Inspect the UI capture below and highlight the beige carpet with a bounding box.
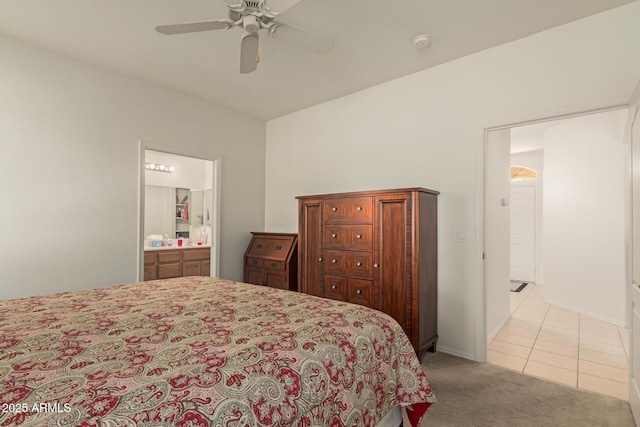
[413,351,635,427]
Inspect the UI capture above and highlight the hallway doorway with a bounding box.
[485,107,628,350]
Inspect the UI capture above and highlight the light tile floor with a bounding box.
[488,283,629,400]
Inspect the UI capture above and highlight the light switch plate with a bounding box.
[453,227,468,242]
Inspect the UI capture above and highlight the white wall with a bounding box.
[265,3,640,359]
[543,109,628,324]
[0,34,266,299]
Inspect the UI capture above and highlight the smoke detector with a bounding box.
[412,34,431,49]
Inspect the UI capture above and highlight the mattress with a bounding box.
[0,276,435,426]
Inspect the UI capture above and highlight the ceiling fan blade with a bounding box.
[240,33,259,74]
[155,20,231,35]
[267,22,333,54]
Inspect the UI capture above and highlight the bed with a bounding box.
[0,276,435,426]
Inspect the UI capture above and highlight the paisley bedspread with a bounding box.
[0,276,435,426]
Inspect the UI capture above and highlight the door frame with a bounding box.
[627,80,640,421]
[480,105,630,362]
[137,140,222,280]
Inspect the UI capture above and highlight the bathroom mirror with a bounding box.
[144,186,205,239]
[143,149,215,246]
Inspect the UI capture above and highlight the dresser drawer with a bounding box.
[324,276,374,308]
[246,257,264,268]
[324,250,348,275]
[324,197,373,223]
[265,261,285,271]
[325,275,348,301]
[347,252,373,278]
[158,250,181,264]
[324,250,372,278]
[348,279,374,308]
[182,248,210,262]
[324,225,373,250]
[324,225,350,249]
[246,237,294,260]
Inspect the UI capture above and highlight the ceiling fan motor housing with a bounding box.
[243,15,260,33]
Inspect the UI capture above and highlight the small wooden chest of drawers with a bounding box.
[243,232,298,291]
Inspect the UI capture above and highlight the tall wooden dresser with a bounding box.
[297,188,438,355]
[243,232,298,291]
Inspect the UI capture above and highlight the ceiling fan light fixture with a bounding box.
[412,34,431,49]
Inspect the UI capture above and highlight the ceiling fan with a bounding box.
[155,0,334,74]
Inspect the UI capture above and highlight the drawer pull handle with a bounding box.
[332,207,337,212]
[356,289,362,294]
[318,257,323,262]
[332,233,337,238]
[357,206,362,211]
[331,284,337,290]
[356,234,362,239]
[332,259,337,263]
[374,263,379,268]
[271,263,277,268]
[252,260,258,265]
[356,262,362,266]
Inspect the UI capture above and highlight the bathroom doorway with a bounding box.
[138,144,221,280]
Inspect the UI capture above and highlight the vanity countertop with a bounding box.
[144,244,211,251]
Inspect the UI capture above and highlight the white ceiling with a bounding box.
[0,0,633,120]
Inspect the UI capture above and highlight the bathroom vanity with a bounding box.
[144,246,211,281]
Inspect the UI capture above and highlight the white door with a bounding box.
[510,182,535,282]
[628,80,640,422]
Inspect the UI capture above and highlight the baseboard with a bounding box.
[630,381,640,425]
[487,313,511,344]
[431,346,477,362]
